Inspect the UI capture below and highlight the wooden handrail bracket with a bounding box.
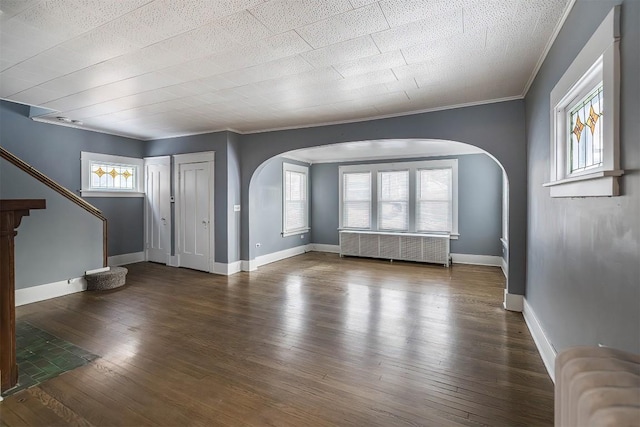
[0,147,108,267]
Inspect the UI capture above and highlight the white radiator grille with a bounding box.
[379,235,400,259]
[340,231,450,266]
[340,232,359,256]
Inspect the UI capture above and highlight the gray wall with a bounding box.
[1,158,103,288]
[145,131,240,263]
[525,0,639,353]
[309,154,503,256]
[239,100,527,295]
[249,156,311,259]
[0,100,145,256]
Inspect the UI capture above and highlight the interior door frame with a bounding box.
[173,151,215,273]
[143,155,171,264]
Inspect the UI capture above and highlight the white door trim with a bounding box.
[144,156,171,263]
[173,152,215,273]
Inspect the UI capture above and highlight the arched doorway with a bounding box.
[246,138,515,310]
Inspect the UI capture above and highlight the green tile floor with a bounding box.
[1,322,98,397]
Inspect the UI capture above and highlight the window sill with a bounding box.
[81,191,145,198]
[282,228,310,237]
[338,229,458,239]
[543,170,623,197]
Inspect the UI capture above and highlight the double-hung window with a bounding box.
[378,170,409,231]
[417,168,452,232]
[81,152,144,197]
[342,172,371,229]
[339,160,458,236]
[282,163,309,236]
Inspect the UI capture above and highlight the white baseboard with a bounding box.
[309,243,341,253]
[451,253,502,267]
[16,277,87,307]
[241,245,310,272]
[256,245,308,268]
[523,298,557,382]
[108,251,145,267]
[213,261,242,275]
[501,257,508,278]
[241,260,257,272]
[503,290,524,312]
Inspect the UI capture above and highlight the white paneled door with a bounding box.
[177,156,213,272]
[145,157,170,264]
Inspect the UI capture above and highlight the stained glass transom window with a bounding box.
[569,83,603,174]
[90,162,135,190]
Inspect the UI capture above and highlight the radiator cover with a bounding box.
[339,231,450,267]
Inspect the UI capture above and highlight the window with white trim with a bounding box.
[81,152,144,197]
[339,160,458,236]
[545,6,623,197]
[343,172,371,229]
[417,168,452,232]
[378,170,409,231]
[282,163,309,236]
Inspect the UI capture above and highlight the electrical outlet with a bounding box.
[300,234,304,239]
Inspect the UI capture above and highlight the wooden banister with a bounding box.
[0,147,108,267]
[1,199,46,393]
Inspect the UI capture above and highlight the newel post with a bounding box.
[0,199,46,393]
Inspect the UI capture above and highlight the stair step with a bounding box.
[85,267,128,291]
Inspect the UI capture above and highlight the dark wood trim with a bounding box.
[0,147,108,267]
[0,199,46,393]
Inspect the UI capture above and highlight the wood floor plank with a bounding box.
[1,253,554,426]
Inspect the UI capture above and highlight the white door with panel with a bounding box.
[145,157,171,264]
[176,154,213,272]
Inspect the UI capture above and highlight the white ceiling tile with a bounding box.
[72,0,151,22]
[214,10,273,45]
[332,69,398,91]
[98,14,165,48]
[401,30,485,64]
[372,10,463,52]
[333,50,405,77]
[384,77,417,92]
[0,76,35,97]
[58,27,139,65]
[378,0,463,27]
[349,0,377,8]
[259,30,312,58]
[127,1,192,40]
[222,56,313,87]
[462,0,518,33]
[296,3,389,48]
[232,66,343,97]
[185,22,240,56]
[0,0,42,20]
[301,35,379,68]
[249,0,352,33]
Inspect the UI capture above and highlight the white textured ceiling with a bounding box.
[0,0,571,140]
[283,139,485,163]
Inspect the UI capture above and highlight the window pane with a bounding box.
[344,172,370,201]
[379,170,408,201]
[379,201,408,230]
[90,162,135,190]
[284,169,307,232]
[569,83,603,173]
[343,172,371,228]
[418,201,452,232]
[418,168,452,232]
[344,201,370,228]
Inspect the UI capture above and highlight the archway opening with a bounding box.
[247,138,510,306]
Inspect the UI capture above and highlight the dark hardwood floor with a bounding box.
[0,253,553,426]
